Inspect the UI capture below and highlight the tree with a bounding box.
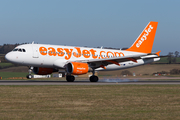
[167,52,173,64]
[172,51,180,63]
[0,44,20,54]
[175,51,179,57]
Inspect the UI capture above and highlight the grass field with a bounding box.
[0,85,180,120]
[0,63,14,68]
[0,72,27,79]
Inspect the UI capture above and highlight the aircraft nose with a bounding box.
[5,52,13,62]
[5,53,10,61]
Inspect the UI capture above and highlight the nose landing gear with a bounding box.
[26,67,33,79]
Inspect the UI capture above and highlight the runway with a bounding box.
[1,80,180,85]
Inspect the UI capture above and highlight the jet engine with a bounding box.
[66,62,90,75]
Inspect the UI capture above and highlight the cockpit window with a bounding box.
[12,48,26,52]
[13,49,18,51]
[22,49,26,52]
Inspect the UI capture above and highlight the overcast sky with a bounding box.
[0,0,180,55]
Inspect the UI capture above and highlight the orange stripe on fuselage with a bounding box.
[39,46,125,60]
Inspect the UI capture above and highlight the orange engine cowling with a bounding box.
[67,62,89,75]
[33,67,56,75]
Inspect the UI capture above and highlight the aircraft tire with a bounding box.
[66,75,75,82]
[26,75,32,79]
[90,75,99,82]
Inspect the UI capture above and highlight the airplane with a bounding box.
[5,21,160,82]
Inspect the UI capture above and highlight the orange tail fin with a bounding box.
[126,21,158,53]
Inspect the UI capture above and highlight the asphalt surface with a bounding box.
[1,80,180,85]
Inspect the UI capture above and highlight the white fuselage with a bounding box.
[5,44,159,71]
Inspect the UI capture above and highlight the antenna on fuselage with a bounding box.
[32,41,34,44]
[101,46,103,49]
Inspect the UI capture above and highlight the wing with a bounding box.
[75,52,160,69]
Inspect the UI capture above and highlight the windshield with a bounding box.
[12,48,26,52]
[13,49,18,51]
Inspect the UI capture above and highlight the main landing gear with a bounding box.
[66,75,98,82]
[89,69,99,82]
[66,69,98,82]
[66,75,75,82]
[89,75,98,82]
[66,74,98,82]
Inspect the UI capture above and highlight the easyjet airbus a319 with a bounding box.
[5,21,160,82]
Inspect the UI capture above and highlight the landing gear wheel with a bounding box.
[26,74,32,79]
[90,75,99,82]
[27,66,33,79]
[66,75,75,82]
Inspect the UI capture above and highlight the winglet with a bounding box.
[156,51,161,57]
[126,21,158,53]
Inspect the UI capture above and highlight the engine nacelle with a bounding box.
[66,62,90,75]
[33,67,56,75]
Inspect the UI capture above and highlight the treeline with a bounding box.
[167,51,180,64]
[0,44,20,54]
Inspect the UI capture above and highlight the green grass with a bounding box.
[0,85,180,120]
[0,72,27,79]
[155,57,168,63]
[0,63,14,68]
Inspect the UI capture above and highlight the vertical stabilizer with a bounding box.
[126,21,158,53]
